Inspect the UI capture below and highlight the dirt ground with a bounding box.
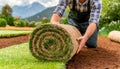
[0,35,120,69]
[0,35,29,49]
[66,36,120,69]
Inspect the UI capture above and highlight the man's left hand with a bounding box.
[76,36,87,54]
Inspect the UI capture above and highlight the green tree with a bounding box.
[1,4,12,16]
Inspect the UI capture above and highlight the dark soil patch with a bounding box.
[66,36,120,69]
[0,35,120,69]
[0,35,29,49]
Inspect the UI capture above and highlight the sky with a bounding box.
[0,0,58,7]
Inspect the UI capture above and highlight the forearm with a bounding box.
[50,14,61,24]
[84,23,97,41]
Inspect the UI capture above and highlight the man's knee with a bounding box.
[86,28,98,48]
[86,42,97,48]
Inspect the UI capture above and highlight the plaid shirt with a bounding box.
[53,0,102,25]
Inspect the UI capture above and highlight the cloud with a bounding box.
[0,0,58,7]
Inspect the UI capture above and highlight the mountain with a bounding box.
[12,2,45,18]
[25,6,56,22]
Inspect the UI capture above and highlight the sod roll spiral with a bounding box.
[29,24,81,62]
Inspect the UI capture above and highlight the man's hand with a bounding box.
[50,14,61,24]
[76,23,97,54]
[76,36,87,54]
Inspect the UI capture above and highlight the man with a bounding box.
[50,0,102,53]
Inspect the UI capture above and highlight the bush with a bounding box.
[107,20,120,31]
[14,20,29,27]
[0,18,7,27]
[6,16,14,26]
[99,20,120,35]
[60,17,68,24]
[41,19,50,24]
[0,14,5,19]
[100,0,120,29]
[28,21,36,27]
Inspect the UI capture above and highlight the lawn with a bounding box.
[0,30,32,37]
[0,43,65,69]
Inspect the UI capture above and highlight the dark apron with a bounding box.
[68,0,98,48]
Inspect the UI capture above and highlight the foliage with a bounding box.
[0,14,5,19]
[5,16,14,26]
[1,4,12,16]
[14,16,20,21]
[40,18,50,24]
[60,7,70,24]
[0,30,32,38]
[100,0,120,28]
[28,21,36,27]
[61,17,68,24]
[14,20,29,27]
[0,18,7,27]
[0,43,65,69]
[99,20,120,36]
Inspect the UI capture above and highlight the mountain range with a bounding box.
[25,6,56,22]
[0,2,45,18]
[13,2,45,18]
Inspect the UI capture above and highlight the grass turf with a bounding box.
[0,30,32,38]
[29,24,73,62]
[0,43,65,69]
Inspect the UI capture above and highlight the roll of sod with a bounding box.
[29,24,81,62]
[108,31,120,43]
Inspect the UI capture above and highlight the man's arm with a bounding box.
[76,0,102,53]
[76,23,97,53]
[50,0,67,24]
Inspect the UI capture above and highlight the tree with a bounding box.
[1,4,12,16]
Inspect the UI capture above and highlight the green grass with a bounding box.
[0,30,32,37]
[99,30,108,37]
[99,27,109,37]
[0,43,65,69]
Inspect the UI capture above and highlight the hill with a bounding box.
[12,2,45,18]
[25,6,56,22]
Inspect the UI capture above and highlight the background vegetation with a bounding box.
[0,0,119,35]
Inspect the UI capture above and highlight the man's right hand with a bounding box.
[50,14,61,24]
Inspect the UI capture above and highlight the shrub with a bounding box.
[107,20,120,31]
[0,14,5,19]
[0,18,7,27]
[99,20,120,35]
[14,20,29,27]
[41,19,50,24]
[28,21,36,27]
[6,16,14,26]
[60,17,68,24]
[100,0,120,29]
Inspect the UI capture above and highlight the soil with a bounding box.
[0,35,120,69]
[66,36,120,69]
[0,35,29,49]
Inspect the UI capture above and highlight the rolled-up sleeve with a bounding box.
[53,0,67,17]
[89,0,102,26]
